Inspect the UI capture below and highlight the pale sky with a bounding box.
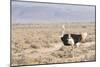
[11,1,95,23]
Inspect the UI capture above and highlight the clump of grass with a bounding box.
[30,45,39,49]
[82,26,87,28]
[43,44,52,48]
[24,40,31,44]
[14,42,18,45]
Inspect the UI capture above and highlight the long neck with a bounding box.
[61,25,65,37]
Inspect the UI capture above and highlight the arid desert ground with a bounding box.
[11,22,96,66]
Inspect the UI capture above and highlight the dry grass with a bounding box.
[11,23,96,66]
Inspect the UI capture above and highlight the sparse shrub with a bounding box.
[14,42,18,45]
[82,26,86,28]
[24,40,31,44]
[30,45,39,49]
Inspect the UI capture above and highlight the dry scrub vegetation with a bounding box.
[11,23,96,66]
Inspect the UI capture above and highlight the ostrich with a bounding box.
[59,25,88,58]
[60,24,87,47]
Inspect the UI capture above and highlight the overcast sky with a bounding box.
[11,1,95,24]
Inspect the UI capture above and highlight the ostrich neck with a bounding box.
[61,25,65,37]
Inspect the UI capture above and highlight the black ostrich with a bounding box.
[60,25,87,47]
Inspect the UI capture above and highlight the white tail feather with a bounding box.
[81,32,88,41]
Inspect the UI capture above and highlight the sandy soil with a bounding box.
[11,23,96,66]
